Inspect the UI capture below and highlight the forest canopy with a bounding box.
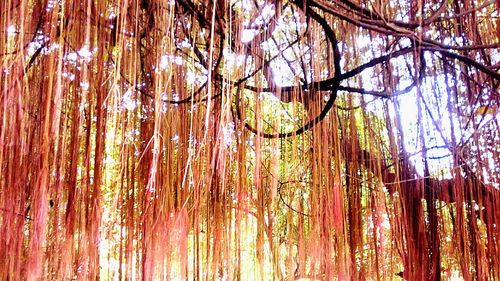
[1,0,499,280]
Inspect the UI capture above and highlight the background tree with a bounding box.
[0,0,499,280]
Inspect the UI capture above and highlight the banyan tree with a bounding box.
[1,0,499,279]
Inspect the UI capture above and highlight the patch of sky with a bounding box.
[122,89,136,111]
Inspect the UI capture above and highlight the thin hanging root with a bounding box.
[0,0,499,280]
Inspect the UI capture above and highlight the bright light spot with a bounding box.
[449,271,465,281]
[174,56,183,65]
[178,39,191,49]
[160,55,169,70]
[222,122,235,147]
[122,89,136,111]
[186,71,196,84]
[281,47,296,61]
[271,62,294,87]
[62,72,76,81]
[261,5,275,20]
[81,81,89,91]
[46,0,56,11]
[171,92,179,101]
[77,46,93,62]
[67,52,78,62]
[28,42,41,56]
[7,25,16,36]
[241,0,253,11]
[254,4,275,25]
[223,49,246,69]
[381,214,391,229]
[241,29,257,43]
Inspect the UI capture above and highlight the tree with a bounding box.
[0,0,499,280]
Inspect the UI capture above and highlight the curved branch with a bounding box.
[234,80,339,138]
[428,48,500,81]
